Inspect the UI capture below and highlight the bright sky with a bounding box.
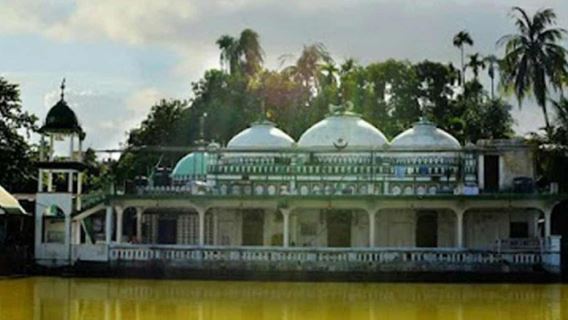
[1,0,567,151]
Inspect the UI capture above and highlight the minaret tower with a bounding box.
[34,79,86,266]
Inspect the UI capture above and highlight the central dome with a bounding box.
[298,112,388,150]
[227,120,295,149]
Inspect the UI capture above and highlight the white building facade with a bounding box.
[34,100,566,278]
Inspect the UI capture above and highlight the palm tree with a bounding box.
[238,29,264,77]
[216,35,238,75]
[281,43,331,92]
[498,7,568,137]
[321,61,339,88]
[340,58,356,77]
[467,53,486,79]
[453,31,474,85]
[484,55,500,99]
[216,29,264,77]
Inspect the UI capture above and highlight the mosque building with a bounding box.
[33,83,567,278]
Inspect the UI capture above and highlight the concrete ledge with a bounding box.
[44,261,561,284]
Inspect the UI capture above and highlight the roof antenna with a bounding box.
[60,78,66,101]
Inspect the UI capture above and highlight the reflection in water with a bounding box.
[0,277,566,319]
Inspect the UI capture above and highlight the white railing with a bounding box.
[108,244,546,266]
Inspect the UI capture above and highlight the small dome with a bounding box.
[227,120,294,149]
[40,99,82,134]
[391,118,461,150]
[171,152,209,178]
[298,112,388,150]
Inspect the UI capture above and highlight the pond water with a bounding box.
[0,277,566,319]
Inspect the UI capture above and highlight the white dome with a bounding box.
[227,120,295,149]
[391,118,461,150]
[298,112,388,149]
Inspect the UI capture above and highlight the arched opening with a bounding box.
[241,209,264,246]
[42,205,65,243]
[325,210,352,248]
[140,207,214,245]
[157,213,177,244]
[416,211,437,248]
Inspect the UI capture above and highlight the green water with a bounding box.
[0,277,566,319]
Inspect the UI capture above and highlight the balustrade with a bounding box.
[108,245,546,268]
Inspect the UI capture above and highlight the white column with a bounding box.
[544,209,552,238]
[76,172,83,211]
[105,206,113,244]
[136,207,143,243]
[47,171,53,192]
[369,211,376,247]
[291,214,298,245]
[281,209,290,248]
[49,135,54,161]
[38,169,43,192]
[74,220,82,244]
[198,207,205,246]
[69,134,74,159]
[456,209,464,248]
[115,207,124,243]
[68,171,73,193]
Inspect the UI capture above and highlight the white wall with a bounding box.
[464,209,538,248]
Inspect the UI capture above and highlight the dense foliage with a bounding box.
[0,77,38,192]
[113,26,519,183]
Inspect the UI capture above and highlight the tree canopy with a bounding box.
[0,77,38,192]
[114,29,518,183]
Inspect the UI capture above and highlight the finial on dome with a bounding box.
[328,100,354,115]
[260,99,267,120]
[60,78,66,101]
[414,116,435,129]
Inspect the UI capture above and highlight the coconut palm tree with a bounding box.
[453,31,474,85]
[216,35,238,75]
[340,58,356,77]
[281,43,331,92]
[321,61,339,88]
[216,29,264,77]
[238,29,264,77]
[498,7,568,137]
[467,53,486,79]
[484,55,500,99]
